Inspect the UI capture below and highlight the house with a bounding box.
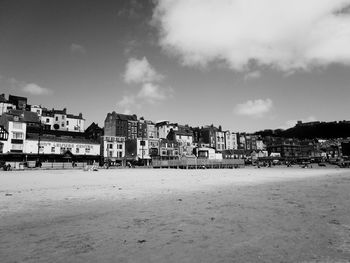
[215,130,225,152]
[159,139,180,159]
[0,94,15,115]
[102,135,125,164]
[0,111,28,155]
[156,121,179,139]
[104,112,138,139]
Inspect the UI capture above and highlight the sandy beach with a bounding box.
[1,167,350,262]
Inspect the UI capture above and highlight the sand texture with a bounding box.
[1,168,350,262]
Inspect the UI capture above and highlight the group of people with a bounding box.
[2,163,11,171]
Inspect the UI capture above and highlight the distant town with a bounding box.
[1,93,349,169]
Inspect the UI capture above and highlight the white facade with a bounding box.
[137,138,151,160]
[25,140,100,155]
[1,120,26,153]
[66,116,85,132]
[157,122,178,139]
[103,136,125,159]
[256,140,265,150]
[146,123,157,139]
[30,105,43,116]
[41,115,55,128]
[215,131,225,152]
[0,102,15,115]
[231,133,238,150]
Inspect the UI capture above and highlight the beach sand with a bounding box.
[1,167,350,262]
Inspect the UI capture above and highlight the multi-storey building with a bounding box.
[0,111,32,154]
[31,106,85,132]
[102,135,125,163]
[159,139,180,159]
[200,125,218,148]
[175,125,194,155]
[104,112,138,139]
[156,121,179,139]
[8,95,27,110]
[215,130,225,152]
[0,94,15,115]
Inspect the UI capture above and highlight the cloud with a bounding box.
[244,70,261,81]
[120,56,173,111]
[22,83,51,95]
[70,43,86,54]
[117,0,144,19]
[116,95,136,114]
[137,83,172,103]
[123,57,164,84]
[153,0,350,72]
[281,116,317,129]
[234,98,273,117]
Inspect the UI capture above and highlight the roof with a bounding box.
[175,130,193,137]
[106,112,138,122]
[67,114,84,120]
[26,133,100,145]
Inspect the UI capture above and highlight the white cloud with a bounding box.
[22,83,51,95]
[123,57,164,84]
[153,0,350,72]
[116,95,136,114]
[234,98,273,117]
[137,83,172,103]
[244,70,261,81]
[70,43,86,54]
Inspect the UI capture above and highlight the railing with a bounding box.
[3,161,88,170]
[152,158,244,168]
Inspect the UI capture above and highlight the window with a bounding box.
[13,122,23,129]
[55,117,59,121]
[85,148,90,153]
[61,123,64,127]
[66,121,69,125]
[46,118,50,123]
[51,147,55,153]
[117,144,122,149]
[11,144,23,150]
[12,132,23,139]
[108,144,113,149]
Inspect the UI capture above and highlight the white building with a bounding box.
[25,139,100,156]
[102,136,125,161]
[215,131,225,152]
[0,113,27,154]
[156,121,179,139]
[137,138,151,165]
[40,108,85,132]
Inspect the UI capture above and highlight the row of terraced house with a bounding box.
[1,94,268,166]
[3,93,345,167]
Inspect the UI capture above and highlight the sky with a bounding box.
[1,0,350,133]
